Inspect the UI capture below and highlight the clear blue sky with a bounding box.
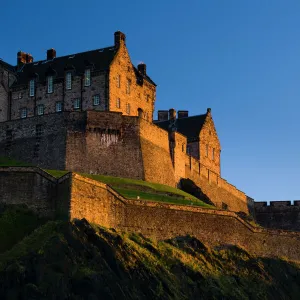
[1,0,300,201]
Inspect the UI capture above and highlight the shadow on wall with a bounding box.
[180,178,214,206]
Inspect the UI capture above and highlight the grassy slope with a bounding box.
[0,209,299,299]
[0,156,32,167]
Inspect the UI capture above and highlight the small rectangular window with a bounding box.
[47,76,53,93]
[212,148,215,160]
[74,98,81,109]
[56,102,62,112]
[206,144,208,157]
[126,79,131,94]
[126,103,130,114]
[117,74,120,88]
[146,94,149,102]
[84,69,91,86]
[37,105,44,116]
[66,72,72,90]
[116,98,121,108]
[20,108,27,119]
[29,79,35,97]
[93,95,100,106]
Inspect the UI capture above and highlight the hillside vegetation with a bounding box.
[0,205,300,300]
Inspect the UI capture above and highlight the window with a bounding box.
[116,98,121,108]
[126,79,131,94]
[93,95,100,106]
[37,105,44,116]
[206,144,208,157]
[74,98,81,109]
[84,69,91,86]
[36,124,43,136]
[126,103,130,114]
[56,102,62,112]
[29,79,35,97]
[146,94,149,102]
[117,74,120,88]
[212,148,215,160]
[20,108,27,119]
[66,72,72,90]
[47,76,53,93]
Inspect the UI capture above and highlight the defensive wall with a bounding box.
[0,111,252,213]
[254,201,300,232]
[0,167,300,261]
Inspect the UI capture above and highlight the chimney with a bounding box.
[26,53,33,63]
[138,63,146,75]
[47,48,56,60]
[169,108,176,121]
[157,110,169,121]
[207,108,211,114]
[17,51,27,67]
[178,110,189,118]
[114,31,126,49]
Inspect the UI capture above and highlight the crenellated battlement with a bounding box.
[254,201,300,208]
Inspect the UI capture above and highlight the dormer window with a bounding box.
[84,69,91,86]
[66,72,72,90]
[29,79,35,97]
[47,76,53,93]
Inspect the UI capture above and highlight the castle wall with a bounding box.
[185,156,251,213]
[109,40,156,121]
[254,201,300,231]
[139,119,176,186]
[0,66,12,122]
[68,174,300,262]
[0,113,68,169]
[0,167,58,217]
[65,111,145,180]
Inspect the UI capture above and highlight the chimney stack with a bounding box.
[47,48,56,60]
[157,110,169,121]
[207,108,211,114]
[114,31,126,49]
[178,110,189,118]
[26,53,33,63]
[169,108,176,121]
[138,63,146,75]
[17,51,28,67]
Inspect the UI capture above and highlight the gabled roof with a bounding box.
[13,46,117,86]
[12,46,156,87]
[0,59,16,72]
[154,114,207,141]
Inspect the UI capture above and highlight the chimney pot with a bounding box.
[207,108,211,113]
[178,110,189,118]
[138,63,146,75]
[47,49,56,60]
[157,110,169,121]
[17,51,28,67]
[114,31,126,48]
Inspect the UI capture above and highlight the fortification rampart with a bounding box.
[184,155,252,213]
[1,168,300,261]
[254,201,300,231]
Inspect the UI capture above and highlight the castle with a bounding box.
[1,31,300,261]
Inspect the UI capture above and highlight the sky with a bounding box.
[1,0,300,201]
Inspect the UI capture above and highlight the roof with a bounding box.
[0,59,15,72]
[154,114,207,141]
[12,46,156,87]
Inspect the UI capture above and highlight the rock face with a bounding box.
[1,209,300,299]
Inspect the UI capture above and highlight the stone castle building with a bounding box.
[0,31,253,213]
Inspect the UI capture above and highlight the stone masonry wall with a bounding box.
[185,156,251,213]
[109,38,156,121]
[0,113,68,169]
[254,201,300,231]
[139,119,176,186]
[69,174,300,262]
[65,111,145,180]
[0,167,58,217]
[0,65,9,123]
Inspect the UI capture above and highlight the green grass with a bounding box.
[45,169,69,178]
[0,156,32,167]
